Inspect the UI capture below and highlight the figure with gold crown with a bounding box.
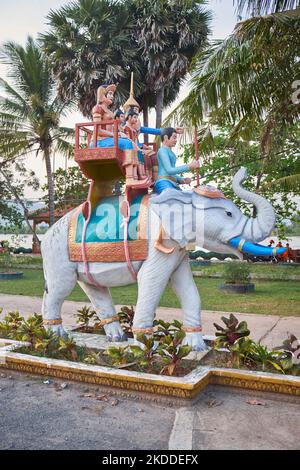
[40,70,287,352]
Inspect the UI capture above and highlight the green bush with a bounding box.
[223,262,251,285]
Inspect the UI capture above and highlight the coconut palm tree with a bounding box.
[129,0,211,128]
[40,0,136,117]
[234,0,299,15]
[41,0,211,127]
[165,2,299,164]
[0,37,74,226]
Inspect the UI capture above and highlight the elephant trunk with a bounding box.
[232,167,275,242]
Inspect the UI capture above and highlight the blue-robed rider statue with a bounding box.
[154,127,200,194]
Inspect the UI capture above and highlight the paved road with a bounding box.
[0,371,300,450]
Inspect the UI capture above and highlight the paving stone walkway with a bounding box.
[0,294,299,348]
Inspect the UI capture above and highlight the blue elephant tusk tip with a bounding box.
[229,237,287,257]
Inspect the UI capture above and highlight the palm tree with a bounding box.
[234,0,299,15]
[165,2,299,163]
[41,0,211,127]
[0,37,74,226]
[40,0,136,117]
[129,0,211,128]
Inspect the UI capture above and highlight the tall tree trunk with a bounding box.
[143,102,149,144]
[156,87,165,130]
[0,168,40,247]
[44,148,55,227]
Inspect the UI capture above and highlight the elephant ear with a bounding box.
[150,191,195,248]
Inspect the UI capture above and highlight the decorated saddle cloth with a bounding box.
[69,194,149,263]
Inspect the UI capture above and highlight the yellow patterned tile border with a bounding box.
[210,368,300,397]
[1,344,300,400]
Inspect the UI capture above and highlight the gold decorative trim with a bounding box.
[183,326,202,333]
[1,356,194,399]
[210,369,300,397]
[1,352,300,400]
[132,328,154,335]
[238,239,246,252]
[99,315,119,326]
[68,195,150,263]
[43,319,62,326]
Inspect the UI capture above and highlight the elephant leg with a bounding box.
[78,282,126,342]
[133,249,179,331]
[42,267,77,338]
[170,255,207,351]
[41,212,78,338]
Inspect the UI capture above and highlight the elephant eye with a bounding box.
[226,211,232,217]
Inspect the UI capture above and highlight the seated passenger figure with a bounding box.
[114,108,126,131]
[123,109,149,184]
[154,127,200,194]
[91,84,148,189]
[123,86,156,182]
[123,74,186,182]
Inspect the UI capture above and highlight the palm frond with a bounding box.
[234,0,300,16]
[263,173,300,190]
[54,138,75,159]
[164,10,300,146]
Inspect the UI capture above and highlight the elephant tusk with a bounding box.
[154,227,175,255]
[229,237,287,257]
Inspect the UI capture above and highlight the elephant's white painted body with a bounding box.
[41,168,277,350]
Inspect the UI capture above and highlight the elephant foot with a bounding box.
[183,332,208,352]
[104,321,127,343]
[45,324,68,339]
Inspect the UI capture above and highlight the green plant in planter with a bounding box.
[34,329,59,356]
[153,319,184,342]
[58,336,78,361]
[229,337,256,368]
[223,262,251,285]
[249,343,284,373]
[0,320,11,339]
[83,351,106,366]
[76,306,97,329]
[0,243,12,272]
[214,314,250,348]
[106,346,133,367]
[130,334,159,370]
[3,311,24,339]
[17,315,44,347]
[157,330,191,376]
[274,334,300,376]
[117,306,135,336]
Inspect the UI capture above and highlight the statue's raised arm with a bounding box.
[154,127,200,194]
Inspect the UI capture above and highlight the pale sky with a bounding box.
[0,0,238,198]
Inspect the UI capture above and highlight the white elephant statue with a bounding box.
[41,168,284,351]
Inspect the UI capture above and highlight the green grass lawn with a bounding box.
[191,262,300,278]
[2,256,299,279]
[0,269,299,316]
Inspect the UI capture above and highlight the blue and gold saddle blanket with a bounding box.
[68,194,149,263]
